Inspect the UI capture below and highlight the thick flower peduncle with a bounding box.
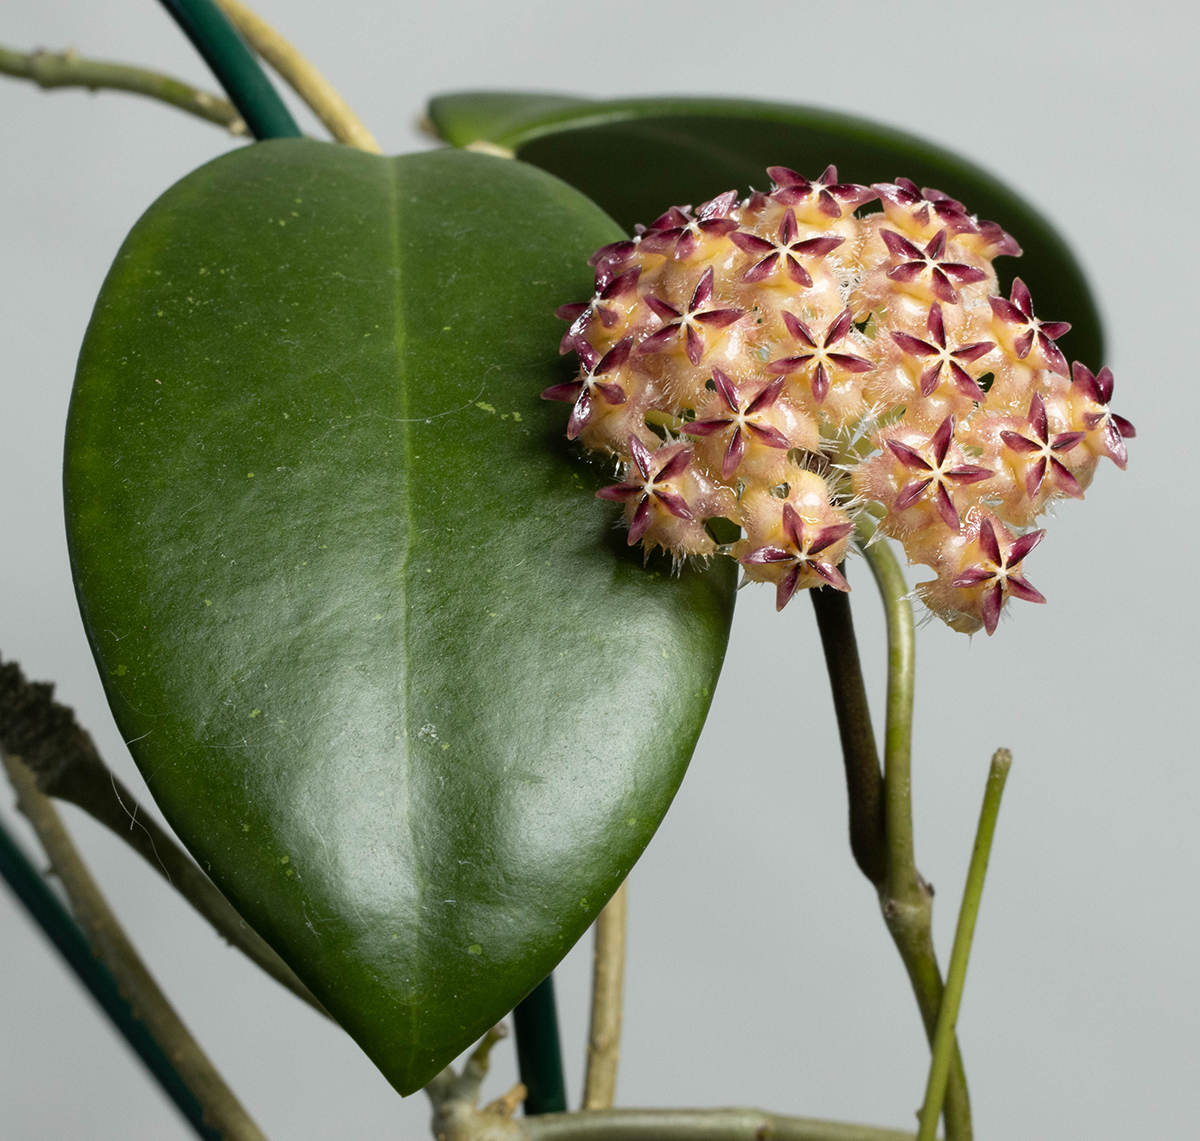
[551,166,1133,633]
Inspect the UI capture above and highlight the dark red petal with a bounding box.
[741,545,793,566]
[1050,431,1085,452]
[629,435,654,479]
[825,308,854,345]
[597,483,644,503]
[887,263,924,285]
[673,230,697,261]
[767,165,806,189]
[929,268,959,303]
[808,522,855,556]
[637,325,679,355]
[953,566,993,588]
[779,208,799,246]
[596,337,633,374]
[948,362,986,402]
[1113,414,1137,439]
[1071,361,1102,403]
[684,418,731,438]
[827,352,876,374]
[979,221,1021,257]
[1025,457,1048,499]
[887,440,933,470]
[954,340,995,363]
[721,431,745,479]
[933,483,960,531]
[730,232,776,256]
[810,362,830,403]
[693,308,744,329]
[1005,575,1046,605]
[989,297,1026,325]
[593,382,626,405]
[711,367,739,412]
[927,303,947,347]
[981,583,1003,635]
[685,325,704,366]
[947,465,993,484]
[1028,392,1049,441]
[792,236,845,257]
[816,188,840,218]
[746,422,792,449]
[881,230,922,260]
[1001,431,1040,454]
[930,417,954,466]
[894,479,933,511]
[645,295,681,323]
[699,218,739,238]
[746,375,787,414]
[627,498,652,545]
[601,266,642,300]
[1013,330,1036,359]
[741,255,778,283]
[690,267,715,311]
[892,331,937,357]
[1008,529,1045,565]
[783,311,817,348]
[1011,278,1033,317]
[919,362,944,397]
[775,566,802,611]
[1038,335,1069,377]
[567,390,592,440]
[654,488,695,520]
[541,381,583,402]
[783,255,813,288]
[1095,366,1116,404]
[935,261,983,282]
[1049,459,1084,498]
[1040,321,1072,341]
[811,562,851,592]
[782,503,804,550]
[596,306,619,328]
[556,302,588,322]
[978,517,1002,564]
[766,355,808,376]
[656,446,695,483]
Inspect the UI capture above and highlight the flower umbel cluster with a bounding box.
[548,169,1133,634]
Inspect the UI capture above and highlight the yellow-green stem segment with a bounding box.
[917,750,1012,1141]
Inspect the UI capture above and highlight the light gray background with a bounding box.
[2,1,1197,1137]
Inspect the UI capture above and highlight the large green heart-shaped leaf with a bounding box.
[65,140,734,1094]
[429,92,1103,366]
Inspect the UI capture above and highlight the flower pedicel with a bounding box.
[549,168,1134,635]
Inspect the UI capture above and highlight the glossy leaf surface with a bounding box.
[65,141,734,1094]
[429,92,1103,366]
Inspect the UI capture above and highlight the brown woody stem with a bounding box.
[582,879,628,1109]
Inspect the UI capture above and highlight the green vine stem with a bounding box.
[512,973,568,1114]
[0,43,246,133]
[809,583,887,885]
[582,879,628,1109]
[1,751,268,1141]
[213,0,381,152]
[859,536,971,1140]
[157,0,301,140]
[0,657,326,1015]
[917,750,1012,1141]
[522,1108,921,1141]
[0,805,222,1140]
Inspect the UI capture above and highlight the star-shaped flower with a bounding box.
[1070,362,1136,469]
[882,228,988,303]
[988,278,1072,376]
[596,437,697,545]
[684,369,792,478]
[767,165,877,218]
[740,503,853,610]
[637,267,743,366]
[999,392,1085,500]
[766,308,874,403]
[729,208,845,287]
[952,517,1046,635]
[891,303,995,401]
[886,417,993,531]
[637,192,740,260]
[541,338,631,440]
[874,179,979,234]
[555,266,642,353]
